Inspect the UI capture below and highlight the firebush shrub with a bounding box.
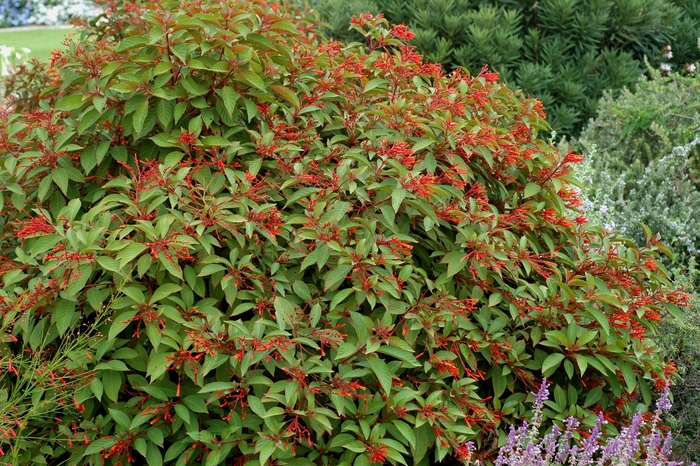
[0,0,687,464]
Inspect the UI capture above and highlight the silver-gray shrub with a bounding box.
[575,139,700,263]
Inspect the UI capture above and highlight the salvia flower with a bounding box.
[492,380,696,466]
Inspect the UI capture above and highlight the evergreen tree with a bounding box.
[305,0,696,136]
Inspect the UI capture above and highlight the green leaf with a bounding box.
[95,360,129,371]
[78,108,103,134]
[238,69,266,91]
[664,303,685,321]
[375,345,420,367]
[84,439,117,456]
[412,424,433,464]
[116,35,148,52]
[586,307,610,336]
[109,408,131,429]
[148,428,164,447]
[132,97,149,135]
[363,78,387,93]
[270,84,300,107]
[26,234,59,256]
[541,353,566,376]
[111,81,140,93]
[584,386,603,408]
[149,283,182,304]
[523,182,541,198]
[173,404,192,426]
[367,354,393,395]
[56,94,85,112]
[574,353,588,376]
[391,188,407,214]
[183,395,208,414]
[247,395,266,418]
[200,136,232,147]
[102,370,121,401]
[151,133,179,148]
[108,310,137,341]
[492,365,507,398]
[52,299,75,336]
[146,441,163,466]
[441,250,467,278]
[392,420,416,449]
[258,440,277,466]
[199,382,237,393]
[324,263,352,291]
[284,187,318,208]
[118,242,149,268]
[52,168,69,195]
[344,441,366,453]
[273,296,295,331]
[619,361,637,393]
[411,138,435,153]
[330,288,354,311]
[206,447,223,466]
[156,99,174,129]
[96,256,121,273]
[215,86,239,117]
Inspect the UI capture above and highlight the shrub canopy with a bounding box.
[0,0,686,465]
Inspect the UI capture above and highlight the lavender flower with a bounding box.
[489,379,696,466]
[574,412,606,466]
[655,383,672,413]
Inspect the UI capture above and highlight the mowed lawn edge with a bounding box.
[0,26,75,61]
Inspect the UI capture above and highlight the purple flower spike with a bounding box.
[655,382,672,413]
[491,379,690,466]
[534,378,550,408]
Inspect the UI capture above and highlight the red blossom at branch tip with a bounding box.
[390,24,415,41]
[14,216,54,239]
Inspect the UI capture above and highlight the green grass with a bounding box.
[0,27,75,61]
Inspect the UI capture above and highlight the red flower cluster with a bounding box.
[14,216,54,239]
[389,23,415,41]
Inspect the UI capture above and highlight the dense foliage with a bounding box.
[573,68,700,464]
[0,0,686,464]
[305,0,700,136]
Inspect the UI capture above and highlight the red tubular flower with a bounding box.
[564,151,584,164]
[179,130,196,145]
[366,443,389,464]
[477,65,499,82]
[14,216,54,239]
[389,23,415,41]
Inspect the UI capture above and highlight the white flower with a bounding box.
[599,205,609,214]
[689,63,696,73]
[660,63,672,72]
[0,46,12,58]
[664,51,673,59]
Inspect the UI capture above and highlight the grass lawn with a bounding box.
[0,27,75,62]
